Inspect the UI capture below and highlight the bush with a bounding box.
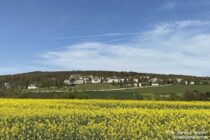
[183,90,209,101]
[183,90,195,101]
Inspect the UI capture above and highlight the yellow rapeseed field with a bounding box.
[0,99,209,139]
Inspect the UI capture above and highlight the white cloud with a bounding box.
[40,20,210,76]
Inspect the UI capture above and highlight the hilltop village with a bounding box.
[0,71,209,100]
[2,74,200,90]
[61,74,196,88]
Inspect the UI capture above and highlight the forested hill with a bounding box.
[0,71,208,89]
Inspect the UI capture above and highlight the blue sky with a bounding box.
[1,0,210,76]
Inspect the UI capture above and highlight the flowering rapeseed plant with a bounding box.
[0,99,209,139]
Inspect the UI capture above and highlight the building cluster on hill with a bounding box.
[0,73,203,90]
[62,74,197,88]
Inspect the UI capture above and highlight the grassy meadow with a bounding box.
[83,85,210,99]
[24,84,210,100]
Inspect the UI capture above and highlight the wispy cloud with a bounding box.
[39,20,210,76]
[159,1,176,10]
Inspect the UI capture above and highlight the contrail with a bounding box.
[44,32,141,51]
[48,32,140,40]
[101,36,138,43]
[46,36,139,51]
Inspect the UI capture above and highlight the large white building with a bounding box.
[91,78,101,84]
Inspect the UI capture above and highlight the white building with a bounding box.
[64,80,71,85]
[177,78,182,83]
[133,78,139,83]
[151,83,159,86]
[190,81,195,85]
[168,78,173,82]
[74,79,84,85]
[91,78,101,84]
[4,83,10,89]
[84,78,92,84]
[107,78,120,83]
[150,78,158,83]
[140,76,150,79]
[119,79,125,83]
[134,83,142,87]
[185,81,188,85]
[70,74,81,79]
[28,84,38,89]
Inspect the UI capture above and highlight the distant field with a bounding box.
[80,85,210,99]
[27,85,210,100]
[120,85,210,94]
[29,83,120,92]
[73,83,120,90]
[0,99,209,139]
[30,84,210,92]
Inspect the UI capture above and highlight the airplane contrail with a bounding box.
[48,32,140,40]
